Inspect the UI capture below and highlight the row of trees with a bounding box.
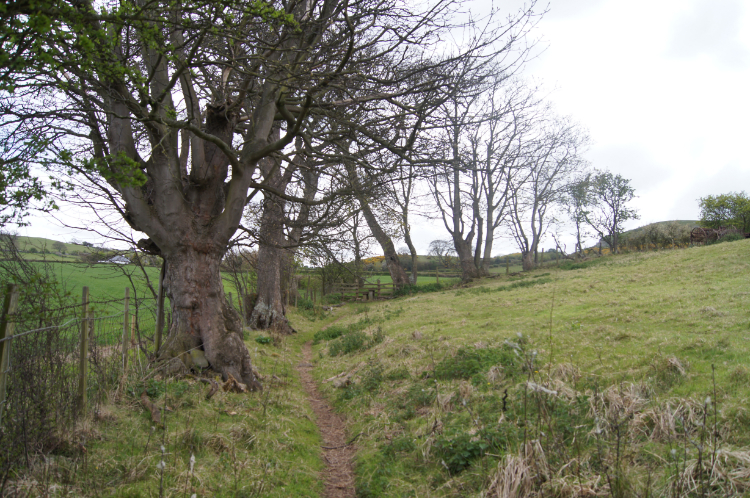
[0,0,648,382]
[0,0,556,384]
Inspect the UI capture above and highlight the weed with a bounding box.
[433,346,520,381]
[328,326,385,356]
[313,324,348,344]
[386,366,410,381]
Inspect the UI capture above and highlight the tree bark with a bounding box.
[249,194,296,335]
[521,250,534,271]
[160,245,261,390]
[359,200,409,288]
[454,235,479,282]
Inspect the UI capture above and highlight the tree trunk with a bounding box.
[160,246,261,390]
[521,251,534,271]
[454,236,478,282]
[473,215,489,277]
[359,201,409,288]
[249,195,295,334]
[404,229,418,285]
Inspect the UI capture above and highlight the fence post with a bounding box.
[506,257,509,274]
[377,279,381,298]
[155,262,166,354]
[0,284,20,426]
[122,287,130,371]
[78,286,90,415]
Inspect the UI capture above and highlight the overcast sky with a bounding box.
[18,0,750,256]
[411,0,750,254]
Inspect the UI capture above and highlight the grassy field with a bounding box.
[300,238,750,497]
[7,238,750,496]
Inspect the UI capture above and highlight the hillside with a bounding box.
[11,235,97,255]
[6,236,750,497]
[300,237,750,496]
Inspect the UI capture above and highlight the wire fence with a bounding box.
[0,285,161,475]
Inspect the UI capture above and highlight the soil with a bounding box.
[298,341,356,498]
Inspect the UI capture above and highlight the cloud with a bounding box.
[667,0,750,68]
[665,163,750,221]
[543,0,608,20]
[586,144,671,194]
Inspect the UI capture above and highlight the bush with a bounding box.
[313,324,348,344]
[434,346,520,381]
[393,280,457,298]
[708,233,745,245]
[297,297,315,310]
[322,294,341,304]
[328,326,385,356]
[434,428,509,474]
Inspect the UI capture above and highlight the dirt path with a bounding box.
[298,341,356,498]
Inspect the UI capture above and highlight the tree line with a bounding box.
[0,0,644,384]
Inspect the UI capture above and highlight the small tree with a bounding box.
[562,174,591,257]
[699,192,750,232]
[52,241,66,254]
[583,171,639,254]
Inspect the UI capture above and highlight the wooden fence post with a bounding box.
[0,284,20,426]
[435,268,439,284]
[78,286,90,415]
[155,261,165,355]
[377,279,381,298]
[506,257,509,274]
[122,287,130,371]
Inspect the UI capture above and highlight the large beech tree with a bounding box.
[1,0,541,386]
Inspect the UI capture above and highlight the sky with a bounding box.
[410,0,750,254]
[17,0,750,256]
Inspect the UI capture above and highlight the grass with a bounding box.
[6,335,324,497]
[300,238,750,497]
[8,238,750,496]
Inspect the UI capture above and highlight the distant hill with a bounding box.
[622,220,699,236]
[5,235,97,256]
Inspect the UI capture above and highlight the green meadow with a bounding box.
[299,238,750,497]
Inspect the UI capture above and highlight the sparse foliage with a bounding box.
[583,170,639,254]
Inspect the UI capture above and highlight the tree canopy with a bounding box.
[699,191,750,233]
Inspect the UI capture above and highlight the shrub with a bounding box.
[297,297,315,310]
[393,280,457,298]
[434,346,520,381]
[708,233,745,245]
[313,324,348,344]
[328,327,385,356]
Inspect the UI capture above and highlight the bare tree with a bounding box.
[1,0,544,384]
[468,78,542,273]
[506,117,589,271]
